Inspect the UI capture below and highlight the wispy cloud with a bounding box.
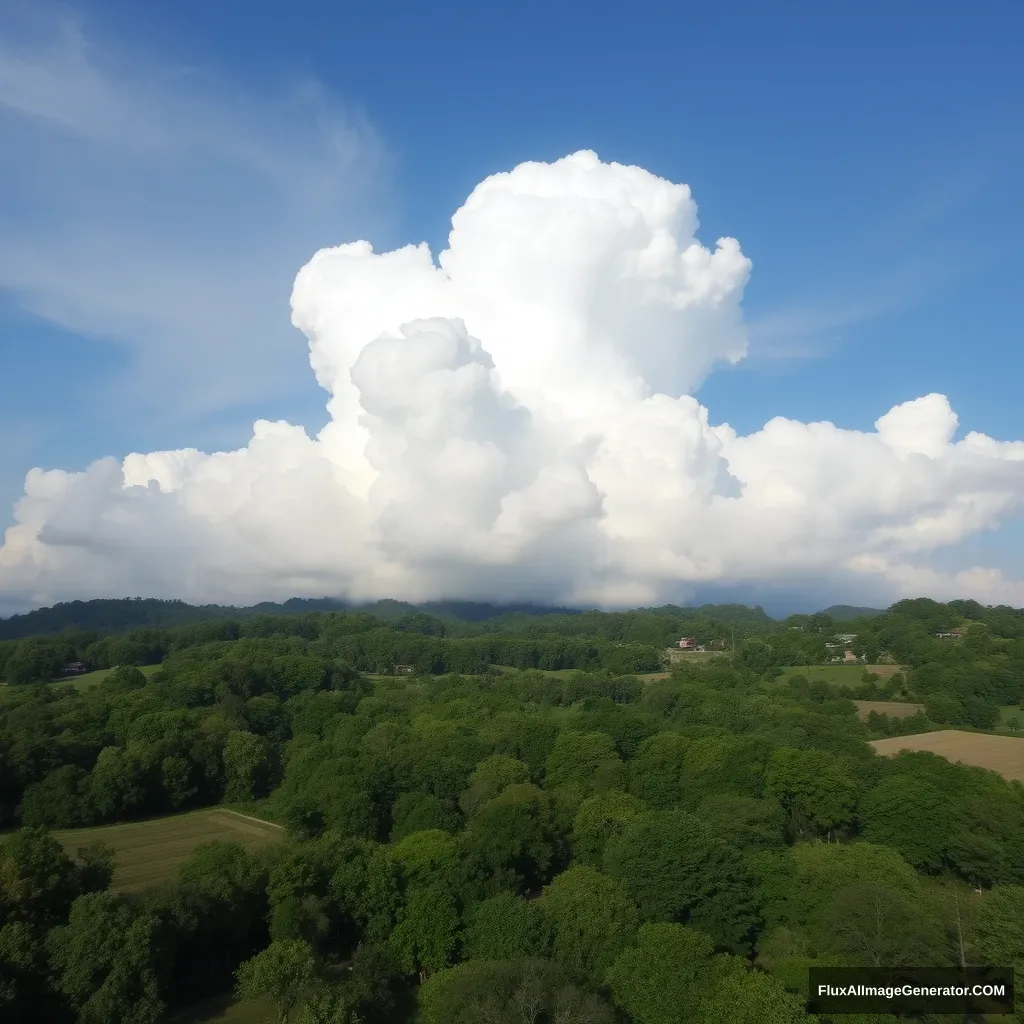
[0,10,392,426]
[741,245,980,369]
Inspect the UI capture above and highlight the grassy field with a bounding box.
[853,699,925,721]
[168,994,273,1024]
[996,704,1024,731]
[488,665,675,679]
[870,730,1024,782]
[780,664,903,686]
[52,808,285,892]
[57,663,163,691]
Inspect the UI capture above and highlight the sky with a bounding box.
[1,0,1023,616]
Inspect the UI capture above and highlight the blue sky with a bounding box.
[1,0,1023,610]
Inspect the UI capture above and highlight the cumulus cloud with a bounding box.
[2,150,1024,615]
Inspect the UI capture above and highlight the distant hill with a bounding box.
[0,594,781,640]
[0,596,585,640]
[820,604,884,621]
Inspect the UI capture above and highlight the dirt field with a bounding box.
[854,700,925,721]
[52,808,285,892]
[870,730,1024,781]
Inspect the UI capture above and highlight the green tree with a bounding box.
[47,891,166,1024]
[463,783,562,892]
[572,790,646,868]
[764,747,857,839]
[814,882,946,967]
[89,746,147,822]
[694,963,815,1024]
[858,775,950,871]
[696,794,786,852]
[18,766,91,828]
[628,732,688,809]
[459,755,530,816]
[389,882,461,982]
[235,939,316,1024]
[161,755,197,809]
[390,829,464,891]
[463,892,544,961]
[604,810,759,953]
[538,865,640,985]
[973,884,1024,969]
[605,922,719,1024]
[418,958,613,1024]
[545,732,625,805]
[0,827,81,930]
[223,730,274,802]
[389,791,460,840]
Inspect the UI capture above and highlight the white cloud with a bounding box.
[2,150,1024,614]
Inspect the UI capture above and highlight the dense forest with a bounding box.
[1,596,1024,1022]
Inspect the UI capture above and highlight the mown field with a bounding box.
[52,808,285,893]
[853,699,925,721]
[0,664,165,704]
[996,704,1024,731]
[870,730,1024,781]
[781,663,904,686]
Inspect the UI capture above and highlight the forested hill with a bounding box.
[820,604,884,621]
[0,595,773,642]
[0,597,571,640]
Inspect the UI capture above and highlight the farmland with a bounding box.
[780,663,904,686]
[870,730,1024,782]
[52,808,285,892]
[488,665,674,680]
[996,704,1024,731]
[853,699,925,721]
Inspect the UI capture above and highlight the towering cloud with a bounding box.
[2,151,1023,613]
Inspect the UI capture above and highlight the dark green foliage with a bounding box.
[571,790,646,867]
[463,783,563,892]
[1,593,1023,1022]
[418,958,615,1024]
[462,892,544,961]
[604,809,760,953]
[538,865,639,984]
[47,892,167,1024]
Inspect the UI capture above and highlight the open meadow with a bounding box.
[781,663,904,686]
[853,699,925,721]
[59,663,163,691]
[52,808,285,892]
[870,730,1024,782]
[996,704,1024,731]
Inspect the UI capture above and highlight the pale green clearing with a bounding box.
[780,664,904,687]
[55,662,163,691]
[169,994,274,1024]
[52,808,285,893]
[996,704,1023,730]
